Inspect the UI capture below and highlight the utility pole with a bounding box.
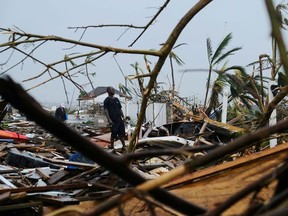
[221,86,229,123]
[269,81,277,148]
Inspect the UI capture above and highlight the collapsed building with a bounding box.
[0,78,287,215]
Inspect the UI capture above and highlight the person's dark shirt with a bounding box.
[104,97,122,122]
[55,107,66,121]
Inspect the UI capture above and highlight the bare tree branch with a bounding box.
[0,76,206,215]
[67,0,171,47]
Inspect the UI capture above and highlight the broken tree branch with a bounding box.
[0,76,206,215]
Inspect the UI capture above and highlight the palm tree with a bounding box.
[252,2,288,131]
[204,33,242,111]
[206,64,270,122]
[271,3,288,80]
[205,65,244,117]
[169,44,186,99]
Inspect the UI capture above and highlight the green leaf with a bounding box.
[278,72,288,86]
[211,33,232,64]
[214,47,242,66]
[206,38,213,64]
[169,51,185,66]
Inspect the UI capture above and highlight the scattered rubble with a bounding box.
[0,78,288,216]
[0,107,240,215]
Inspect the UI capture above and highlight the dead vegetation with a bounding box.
[1,0,288,215]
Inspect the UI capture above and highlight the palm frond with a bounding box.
[225,74,244,92]
[124,74,135,85]
[219,65,246,75]
[206,38,213,64]
[230,87,241,98]
[246,60,260,67]
[218,61,229,73]
[214,76,226,89]
[173,43,188,49]
[278,71,288,86]
[235,66,249,77]
[284,17,288,26]
[276,3,288,29]
[118,84,133,97]
[206,76,225,114]
[253,75,270,85]
[213,47,242,66]
[130,62,138,70]
[169,51,185,66]
[239,97,253,110]
[211,33,232,64]
[144,55,152,65]
[225,73,243,84]
[237,94,258,109]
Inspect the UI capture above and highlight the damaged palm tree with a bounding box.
[1,0,288,215]
[2,74,288,215]
[203,33,242,115]
[126,0,215,152]
[0,76,207,215]
[255,1,288,129]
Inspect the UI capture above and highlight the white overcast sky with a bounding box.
[1,0,285,106]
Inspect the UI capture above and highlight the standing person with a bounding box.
[104,86,125,150]
[55,103,67,122]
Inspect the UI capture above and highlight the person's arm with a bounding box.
[120,109,124,120]
[104,108,112,125]
[117,98,124,120]
[55,108,59,119]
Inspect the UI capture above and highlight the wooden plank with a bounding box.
[0,192,10,203]
[0,183,95,194]
[0,201,42,212]
[59,167,99,185]
[167,143,288,215]
[0,175,17,188]
[204,117,246,133]
[47,169,69,185]
[92,133,111,142]
[5,151,59,169]
[37,196,79,206]
[90,137,110,148]
[41,156,98,168]
[46,158,98,168]
[165,142,288,188]
[10,192,27,201]
[0,144,7,152]
[104,143,288,216]
[36,168,51,180]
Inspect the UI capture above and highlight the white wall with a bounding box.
[125,102,167,127]
[146,103,167,127]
